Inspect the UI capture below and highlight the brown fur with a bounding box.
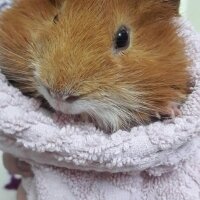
[0,0,189,131]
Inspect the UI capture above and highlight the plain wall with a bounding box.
[181,0,200,31]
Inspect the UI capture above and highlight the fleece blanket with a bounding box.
[0,2,200,200]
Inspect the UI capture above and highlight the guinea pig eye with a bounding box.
[114,26,130,51]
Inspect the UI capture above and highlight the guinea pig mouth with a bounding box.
[51,100,86,115]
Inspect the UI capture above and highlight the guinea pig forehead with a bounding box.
[63,0,107,16]
[54,3,113,42]
[62,0,133,24]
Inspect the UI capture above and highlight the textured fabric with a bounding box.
[0,0,11,11]
[0,1,200,199]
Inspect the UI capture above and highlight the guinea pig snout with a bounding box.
[48,89,80,103]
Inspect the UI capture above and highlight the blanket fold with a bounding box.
[0,1,200,198]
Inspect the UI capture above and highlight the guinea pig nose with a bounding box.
[63,95,80,103]
[47,88,79,103]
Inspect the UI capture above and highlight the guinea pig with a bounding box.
[0,0,190,132]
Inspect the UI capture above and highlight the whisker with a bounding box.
[2,72,33,79]
[0,45,29,62]
[0,55,28,66]
[20,87,36,91]
[0,68,32,76]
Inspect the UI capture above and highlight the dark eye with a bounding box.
[114,26,130,51]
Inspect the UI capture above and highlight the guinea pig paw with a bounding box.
[165,102,182,118]
[155,102,182,120]
[155,112,162,119]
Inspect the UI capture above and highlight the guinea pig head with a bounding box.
[31,0,189,131]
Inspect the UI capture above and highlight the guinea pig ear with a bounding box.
[49,0,65,8]
[162,0,180,7]
[162,0,180,13]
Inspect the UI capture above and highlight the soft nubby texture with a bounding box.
[0,17,200,199]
